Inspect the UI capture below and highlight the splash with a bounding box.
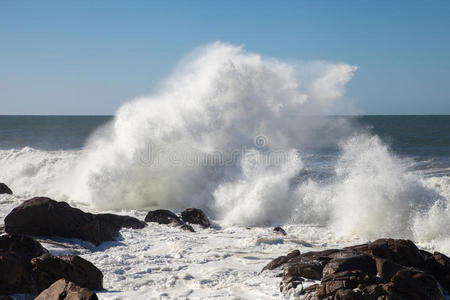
[69,42,357,216]
[4,42,448,252]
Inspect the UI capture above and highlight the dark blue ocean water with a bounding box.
[0,115,449,177]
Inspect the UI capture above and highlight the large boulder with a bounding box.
[31,254,103,292]
[181,208,211,228]
[145,209,182,225]
[0,235,48,295]
[4,197,145,245]
[0,183,12,195]
[35,279,98,300]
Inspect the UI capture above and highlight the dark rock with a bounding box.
[322,254,377,277]
[270,239,449,299]
[375,257,404,281]
[0,234,49,261]
[4,197,144,245]
[273,226,287,236]
[96,213,147,229]
[390,268,445,300]
[261,249,300,272]
[145,209,182,225]
[31,254,103,292]
[0,183,12,195]
[423,252,450,292]
[181,208,211,228]
[180,224,195,232]
[363,238,425,268]
[0,235,48,295]
[0,251,33,295]
[283,261,323,280]
[35,279,98,300]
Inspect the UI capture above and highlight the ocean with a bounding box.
[1,43,450,299]
[1,115,449,299]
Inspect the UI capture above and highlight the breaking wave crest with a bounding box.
[2,42,450,253]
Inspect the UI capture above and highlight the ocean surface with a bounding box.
[1,44,450,298]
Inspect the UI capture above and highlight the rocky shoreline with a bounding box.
[261,239,450,299]
[1,182,449,299]
[0,190,213,299]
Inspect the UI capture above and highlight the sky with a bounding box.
[1,0,449,115]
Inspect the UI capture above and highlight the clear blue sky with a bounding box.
[1,0,449,115]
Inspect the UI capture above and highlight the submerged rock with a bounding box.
[0,183,12,195]
[4,197,145,245]
[181,208,211,228]
[35,279,98,300]
[263,238,449,299]
[145,209,182,225]
[273,226,287,236]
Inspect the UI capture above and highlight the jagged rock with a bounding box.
[0,183,12,195]
[273,226,287,236]
[0,235,48,295]
[389,268,445,300]
[31,254,103,292]
[261,249,300,272]
[181,208,211,228]
[4,197,144,245]
[35,279,98,300]
[351,238,425,268]
[145,209,182,225]
[322,254,377,277]
[375,257,404,281]
[266,238,448,300]
[423,252,450,292]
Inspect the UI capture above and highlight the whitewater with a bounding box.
[1,42,450,299]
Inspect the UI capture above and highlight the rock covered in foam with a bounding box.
[35,279,98,300]
[0,183,12,195]
[181,208,211,228]
[262,238,449,299]
[4,197,146,245]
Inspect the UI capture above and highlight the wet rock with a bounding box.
[268,238,449,299]
[322,254,377,277]
[359,238,425,268]
[0,183,12,195]
[96,213,147,229]
[145,209,182,225]
[261,249,300,272]
[181,208,211,228]
[375,257,404,281]
[31,254,103,292]
[35,279,98,300]
[180,224,195,232]
[4,197,144,245]
[0,235,48,295]
[423,252,450,292]
[389,268,445,300]
[273,226,287,236]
